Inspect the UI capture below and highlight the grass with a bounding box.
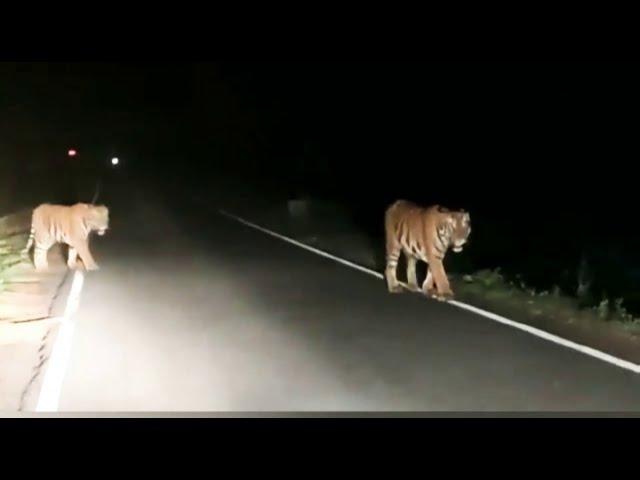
[456,268,640,334]
[0,239,26,295]
[0,212,31,297]
[0,214,40,323]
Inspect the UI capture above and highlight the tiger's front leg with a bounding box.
[422,269,437,297]
[385,245,403,293]
[67,246,78,269]
[74,240,99,271]
[426,255,454,301]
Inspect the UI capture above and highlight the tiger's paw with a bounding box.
[436,291,454,302]
[387,284,403,294]
[425,288,454,301]
[424,288,438,298]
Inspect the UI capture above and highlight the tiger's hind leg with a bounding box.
[385,238,403,293]
[406,254,421,292]
[33,243,50,272]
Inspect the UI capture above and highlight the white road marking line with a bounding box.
[35,270,85,412]
[219,209,640,375]
[219,209,385,279]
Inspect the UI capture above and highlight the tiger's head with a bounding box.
[444,209,471,253]
[84,204,110,236]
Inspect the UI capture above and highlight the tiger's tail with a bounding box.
[22,211,36,256]
[91,179,101,205]
[22,220,35,256]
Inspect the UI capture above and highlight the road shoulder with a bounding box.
[0,210,76,413]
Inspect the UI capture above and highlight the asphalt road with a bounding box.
[55,185,640,412]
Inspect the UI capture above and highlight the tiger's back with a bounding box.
[385,200,437,263]
[29,204,81,247]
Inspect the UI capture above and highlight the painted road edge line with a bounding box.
[35,269,85,412]
[219,209,640,375]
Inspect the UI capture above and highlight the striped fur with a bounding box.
[23,203,109,272]
[384,200,470,300]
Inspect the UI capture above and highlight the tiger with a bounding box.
[23,203,109,272]
[384,200,471,300]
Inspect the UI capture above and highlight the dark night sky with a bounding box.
[0,63,191,164]
[1,61,638,225]
[213,62,639,223]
